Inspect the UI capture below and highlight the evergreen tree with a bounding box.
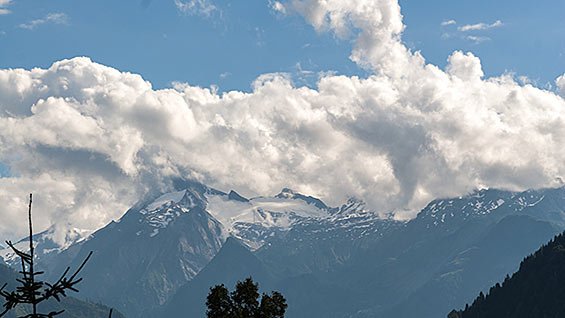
[206,277,287,318]
[258,291,286,318]
[231,278,260,318]
[206,285,232,317]
[0,194,102,318]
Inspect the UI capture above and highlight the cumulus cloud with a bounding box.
[1,0,564,242]
[19,13,69,30]
[557,74,565,97]
[269,0,287,14]
[174,0,216,16]
[458,20,503,32]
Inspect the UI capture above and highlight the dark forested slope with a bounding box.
[450,231,565,318]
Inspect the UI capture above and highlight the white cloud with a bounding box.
[441,20,456,26]
[269,1,287,14]
[557,74,565,97]
[19,12,69,30]
[458,20,503,32]
[466,35,490,44]
[0,0,564,242]
[174,0,216,16]
[0,0,12,15]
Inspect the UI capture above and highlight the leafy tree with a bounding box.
[206,277,287,318]
[0,194,97,318]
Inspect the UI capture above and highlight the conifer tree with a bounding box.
[0,194,94,318]
[206,277,287,318]
[206,285,232,317]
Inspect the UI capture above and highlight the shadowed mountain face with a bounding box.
[158,187,565,318]
[156,237,275,318]
[50,188,227,317]
[328,189,564,318]
[450,231,565,318]
[7,181,565,318]
[37,180,399,317]
[0,263,125,318]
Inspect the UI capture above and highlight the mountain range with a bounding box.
[2,180,565,317]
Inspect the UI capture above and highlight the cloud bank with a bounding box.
[0,0,564,241]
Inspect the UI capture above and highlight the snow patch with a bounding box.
[146,190,188,211]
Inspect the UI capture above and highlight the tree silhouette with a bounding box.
[206,277,287,318]
[206,285,232,317]
[0,194,93,318]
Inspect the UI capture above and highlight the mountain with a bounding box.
[41,180,383,317]
[256,197,403,275]
[12,181,565,318]
[0,263,125,318]
[165,187,565,318]
[449,231,565,318]
[49,182,227,317]
[157,237,275,317]
[384,214,559,318]
[0,226,89,275]
[336,188,565,318]
[205,187,334,250]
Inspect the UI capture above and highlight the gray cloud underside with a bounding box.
[0,0,564,241]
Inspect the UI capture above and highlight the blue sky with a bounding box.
[1,0,565,238]
[0,0,563,91]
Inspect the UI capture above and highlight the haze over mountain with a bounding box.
[0,0,563,317]
[3,180,563,317]
[449,231,565,318]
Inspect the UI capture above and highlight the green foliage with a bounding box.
[206,277,287,318]
[206,285,232,317]
[259,292,286,318]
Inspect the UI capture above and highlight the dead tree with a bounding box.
[0,194,93,318]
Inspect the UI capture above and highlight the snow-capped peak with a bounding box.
[336,197,370,215]
[274,188,329,210]
[275,187,297,199]
[0,225,90,266]
[145,190,190,211]
[136,189,210,235]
